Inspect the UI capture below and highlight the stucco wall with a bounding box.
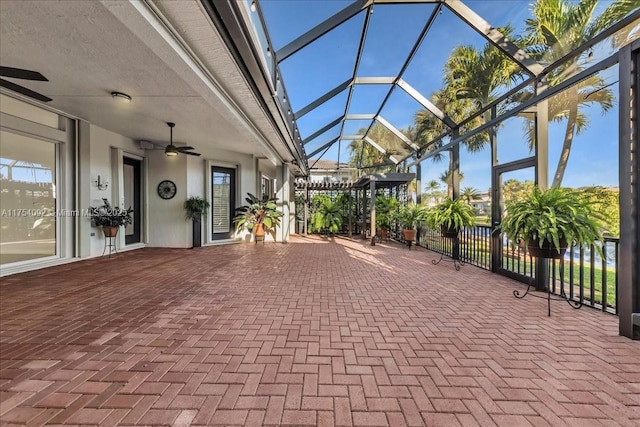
[87,125,146,256]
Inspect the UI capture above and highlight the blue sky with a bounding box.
[258,0,624,191]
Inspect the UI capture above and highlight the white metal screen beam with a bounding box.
[353,77,396,85]
[376,116,420,151]
[364,136,400,164]
[345,114,376,121]
[444,0,543,76]
[397,79,457,128]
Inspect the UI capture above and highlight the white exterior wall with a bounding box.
[88,124,146,256]
[146,150,190,248]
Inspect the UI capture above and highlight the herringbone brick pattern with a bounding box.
[1,235,638,426]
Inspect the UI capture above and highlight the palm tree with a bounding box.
[524,0,635,187]
[424,179,440,195]
[461,187,482,205]
[439,169,465,198]
[413,28,525,194]
[440,26,525,151]
[423,179,442,206]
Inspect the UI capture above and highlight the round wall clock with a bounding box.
[157,180,177,199]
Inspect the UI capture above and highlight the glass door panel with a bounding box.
[123,157,142,245]
[211,167,235,240]
[494,165,536,283]
[0,130,57,264]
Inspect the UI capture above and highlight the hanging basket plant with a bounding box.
[499,187,605,259]
[425,197,475,237]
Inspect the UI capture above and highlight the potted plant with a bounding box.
[398,203,426,242]
[233,193,283,243]
[89,198,133,237]
[500,187,604,259]
[426,197,475,238]
[309,198,343,235]
[184,196,210,248]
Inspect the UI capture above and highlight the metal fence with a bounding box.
[416,225,492,270]
[415,225,619,314]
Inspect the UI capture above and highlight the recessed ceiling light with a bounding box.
[111,91,132,103]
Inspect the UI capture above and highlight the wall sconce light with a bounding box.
[250,0,257,12]
[95,175,109,190]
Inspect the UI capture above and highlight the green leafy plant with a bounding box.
[397,203,427,230]
[184,196,210,220]
[233,193,283,234]
[90,198,133,228]
[375,195,399,231]
[335,193,354,228]
[309,198,343,234]
[425,197,475,231]
[500,187,605,255]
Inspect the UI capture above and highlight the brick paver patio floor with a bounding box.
[1,235,639,426]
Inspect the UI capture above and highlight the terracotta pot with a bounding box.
[254,223,265,237]
[378,228,388,239]
[440,225,458,238]
[102,226,119,237]
[527,238,567,259]
[403,229,417,241]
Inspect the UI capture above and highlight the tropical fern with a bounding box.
[425,198,475,231]
[500,187,605,255]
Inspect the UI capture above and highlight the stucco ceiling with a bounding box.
[0,0,293,164]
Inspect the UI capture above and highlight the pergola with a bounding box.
[296,172,414,240]
[208,0,640,338]
[352,173,415,243]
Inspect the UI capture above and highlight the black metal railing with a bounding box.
[548,238,619,314]
[415,225,619,314]
[416,225,492,270]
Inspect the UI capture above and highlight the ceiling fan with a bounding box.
[164,122,201,157]
[0,66,52,102]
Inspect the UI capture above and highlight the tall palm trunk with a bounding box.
[551,86,579,188]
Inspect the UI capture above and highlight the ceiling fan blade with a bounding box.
[184,151,201,156]
[0,79,52,102]
[0,66,48,81]
[176,146,195,151]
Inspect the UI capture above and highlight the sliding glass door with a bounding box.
[0,130,57,265]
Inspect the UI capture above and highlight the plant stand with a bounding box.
[403,229,417,250]
[431,236,464,271]
[102,234,118,258]
[513,254,583,316]
[192,217,202,248]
